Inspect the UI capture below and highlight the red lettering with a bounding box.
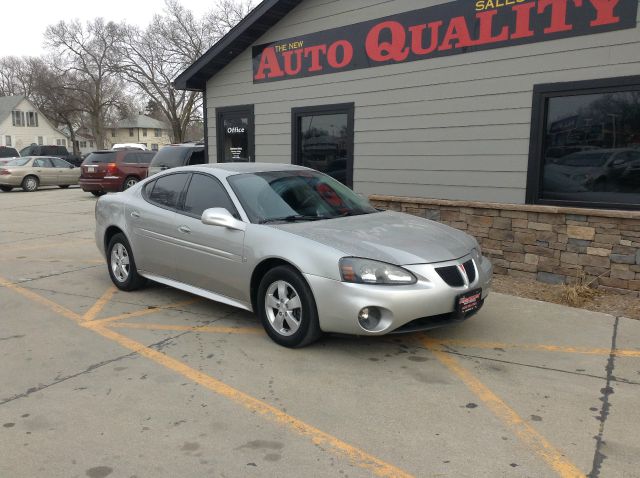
[511,2,536,39]
[475,10,509,44]
[409,21,443,55]
[304,44,327,72]
[282,49,303,76]
[538,0,583,34]
[365,21,409,62]
[327,40,354,68]
[588,0,620,26]
[439,16,474,51]
[254,47,284,80]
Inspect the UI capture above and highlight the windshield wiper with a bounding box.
[260,215,326,224]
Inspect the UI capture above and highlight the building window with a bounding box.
[26,112,38,127]
[5,136,11,146]
[89,141,94,148]
[142,128,148,137]
[292,103,355,187]
[527,76,640,210]
[11,111,25,127]
[37,136,44,145]
[154,129,161,137]
[151,144,159,151]
[79,141,87,148]
[111,129,116,138]
[56,139,66,147]
[129,128,134,137]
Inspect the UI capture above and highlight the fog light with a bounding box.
[358,307,381,331]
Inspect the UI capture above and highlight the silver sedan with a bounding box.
[95,163,492,347]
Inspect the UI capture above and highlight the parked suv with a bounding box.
[79,150,156,196]
[147,142,206,176]
[0,146,20,166]
[19,144,83,167]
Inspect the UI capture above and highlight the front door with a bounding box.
[32,158,57,185]
[216,105,255,163]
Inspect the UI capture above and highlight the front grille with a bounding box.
[435,266,464,287]
[463,260,476,283]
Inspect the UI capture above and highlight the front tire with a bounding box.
[107,233,146,291]
[257,266,322,348]
[21,176,39,192]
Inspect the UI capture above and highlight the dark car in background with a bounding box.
[19,144,83,167]
[147,142,206,176]
[0,146,20,166]
[79,150,156,196]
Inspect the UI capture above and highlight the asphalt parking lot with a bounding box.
[1,187,639,478]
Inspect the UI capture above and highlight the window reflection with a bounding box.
[542,90,640,206]
[298,113,348,184]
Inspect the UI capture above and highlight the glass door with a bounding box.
[216,105,255,162]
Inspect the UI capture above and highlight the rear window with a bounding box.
[84,152,117,164]
[5,158,30,166]
[0,147,19,158]
[149,147,191,168]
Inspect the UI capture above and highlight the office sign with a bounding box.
[252,0,638,83]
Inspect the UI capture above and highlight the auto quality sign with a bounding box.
[252,0,638,83]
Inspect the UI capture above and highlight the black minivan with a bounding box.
[19,144,82,166]
[147,142,206,176]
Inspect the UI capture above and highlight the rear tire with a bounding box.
[106,233,147,291]
[21,176,39,192]
[0,186,13,192]
[257,266,322,348]
[91,191,105,197]
[123,176,139,190]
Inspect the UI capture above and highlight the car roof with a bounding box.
[189,162,312,176]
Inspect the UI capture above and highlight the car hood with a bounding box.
[272,211,475,265]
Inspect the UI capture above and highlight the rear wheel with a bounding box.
[106,233,146,291]
[91,191,105,197]
[123,176,139,190]
[257,266,322,348]
[58,185,70,189]
[21,176,39,192]
[0,186,13,192]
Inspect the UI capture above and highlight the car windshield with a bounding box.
[558,152,612,167]
[228,170,377,224]
[4,158,30,166]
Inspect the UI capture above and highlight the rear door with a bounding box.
[172,173,246,300]
[32,158,56,185]
[82,151,116,179]
[128,172,190,279]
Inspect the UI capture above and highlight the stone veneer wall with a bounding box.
[369,195,640,297]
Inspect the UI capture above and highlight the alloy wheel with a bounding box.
[265,280,302,336]
[110,243,130,283]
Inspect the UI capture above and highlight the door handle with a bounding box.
[178,226,191,234]
[130,211,140,218]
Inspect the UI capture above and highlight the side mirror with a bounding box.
[201,208,245,231]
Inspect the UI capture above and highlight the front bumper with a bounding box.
[306,254,493,336]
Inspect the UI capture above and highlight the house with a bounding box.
[108,114,172,151]
[0,95,70,152]
[174,0,640,293]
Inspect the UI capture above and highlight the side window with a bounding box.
[148,173,189,209]
[51,158,70,168]
[138,153,154,164]
[124,152,138,163]
[182,174,238,218]
[33,158,53,167]
[186,149,206,166]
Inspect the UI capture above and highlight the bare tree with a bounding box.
[45,18,127,149]
[0,56,37,97]
[115,0,254,143]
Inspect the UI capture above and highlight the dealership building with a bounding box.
[175,0,640,294]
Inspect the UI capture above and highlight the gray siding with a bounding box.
[206,0,640,204]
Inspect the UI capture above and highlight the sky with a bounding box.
[0,0,214,57]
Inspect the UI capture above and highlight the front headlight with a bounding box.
[339,258,417,285]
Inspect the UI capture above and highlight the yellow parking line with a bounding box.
[432,338,640,358]
[92,323,413,478]
[110,322,263,335]
[422,337,586,478]
[82,298,203,327]
[0,276,82,323]
[83,286,117,321]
